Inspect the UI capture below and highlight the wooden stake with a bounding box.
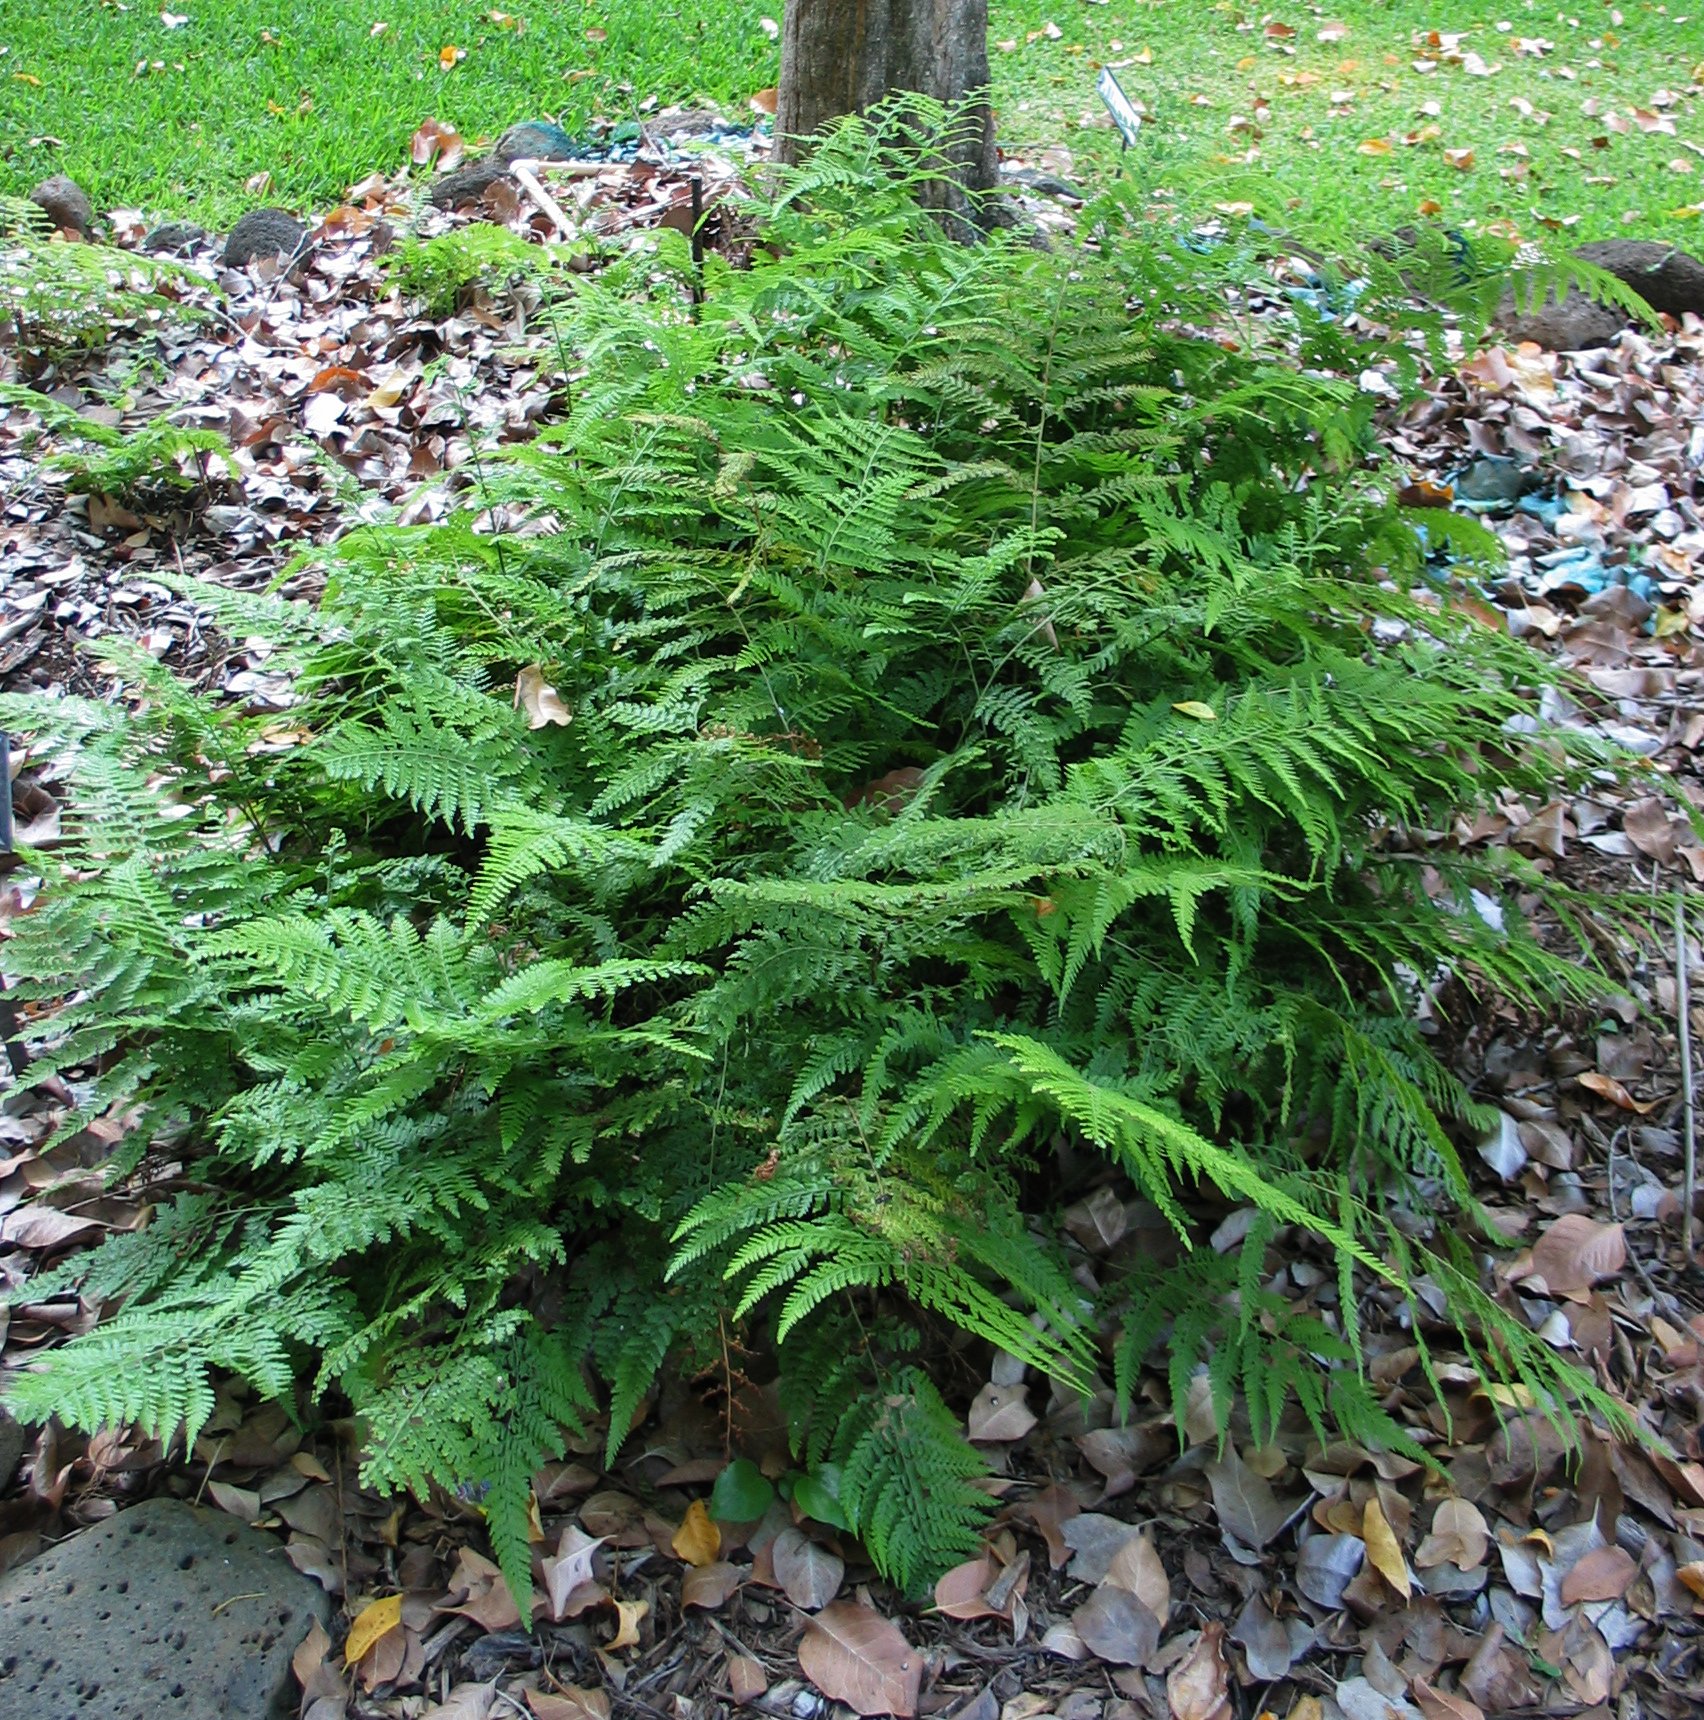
[509,160,576,239]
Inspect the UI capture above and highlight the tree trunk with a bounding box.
[775,0,997,228]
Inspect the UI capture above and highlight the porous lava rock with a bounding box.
[223,208,307,268]
[0,1497,332,1720]
[140,221,207,256]
[1494,239,1704,349]
[496,120,579,163]
[428,158,513,208]
[28,176,93,238]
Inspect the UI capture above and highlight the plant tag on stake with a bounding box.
[1097,68,1144,149]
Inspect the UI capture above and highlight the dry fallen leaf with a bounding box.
[1525,1214,1627,1296]
[344,1593,403,1667]
[672,1498,721,1566]
[682,1559,742,1610]
[421,1685,497,1720]
[1411,1679,1485,1720]
[1204,1445,1296,1549]
[1415,1497,1488,1571]
[967,1381,1037,1442]
[527,1687,611,1720]
[934,1554,1002,1619]
[1072,1583,1161,1665]
[799,1600,922,1718]
[772,1526,844,1611]
[1361,1494,1412,1599]
[1576,1071,1655,1113]
[1167,1621,1233,1720]
[1104,1526,1170,1623]
[1559,1543,1636,1605]
[515,664,572,729]
[608,1597,648,1651]
[727,1655,768,1703]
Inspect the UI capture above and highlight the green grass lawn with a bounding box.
[0,0,1699,240]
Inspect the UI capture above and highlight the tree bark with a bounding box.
[775,0,997,226]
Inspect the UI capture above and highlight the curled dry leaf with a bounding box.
[1166,1622,1233,1720]
[541,1524,607,1621]
[1576,1071,1655,1114]
[799,1600,922,1718]
[934,1554,1001,1619]
[515,664,572,729]
[608,1597,648,1651]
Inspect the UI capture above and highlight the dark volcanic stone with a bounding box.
[1573,239,1704,318]
[223,207,307,268]
[428,158,513,208]
[1493,238,1704,349]
[140,221,207,256]
[0,1408,23,1490]
[496,120,580,163]
[1493,286,1628,351]
[0,1496,332,1720]
[28,176,93,239]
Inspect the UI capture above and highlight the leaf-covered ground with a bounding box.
[1,125,1703,1720]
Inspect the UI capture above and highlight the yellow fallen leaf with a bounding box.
[672,1498,721,1566]
[1361,1494,1411,1599]
[344,1593,403,1666]
[438,43,464,67]
[609,1596,648,1649]
[1357,137,1393,156]
[1172,700,1218,721]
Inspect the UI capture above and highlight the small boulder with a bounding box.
[1493,238,1704,349]
[496,120,580,163]
[224,207,307,268]
[428,158,513,208]
[28,174,93,238]
[1573,239,1704,319]
[0,1496,332,1720]
[140,220,207,256]
[1494,285,1630,351]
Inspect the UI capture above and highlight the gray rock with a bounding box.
[0,1496,332,1720]
[1494,286,1627,351]
[428,158,513,209]
[1573,238,1704,318]
[495,120,579,164]
[140,221,207,256]
[223,208,307,269]
[28,176,93,239]
[0,1408,23,1491]
[1493,238,1704,349]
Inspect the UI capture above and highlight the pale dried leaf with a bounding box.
[772,1526,844,1611]
[967,1382,1037,1443]
[682,1559,742,1610]
[1166,1622,1232,1720]
[1204,1445,1296,1549]
[1559,1543,1636,1605]
[1103,1527,1170,1623]
[1072,1584,1161,1665]
[1361,1494,1412,1599]
[1526,1214,1627,1295]
[799,1601,922,1718]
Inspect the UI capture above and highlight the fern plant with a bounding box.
[0,108,1636,1603]
[0,383,234,501]
[0,200,204,359]
[384,222,559,318]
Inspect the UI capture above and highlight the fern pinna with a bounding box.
[0,112,1629,1600]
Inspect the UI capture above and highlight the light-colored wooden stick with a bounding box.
[509,160,576,239]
